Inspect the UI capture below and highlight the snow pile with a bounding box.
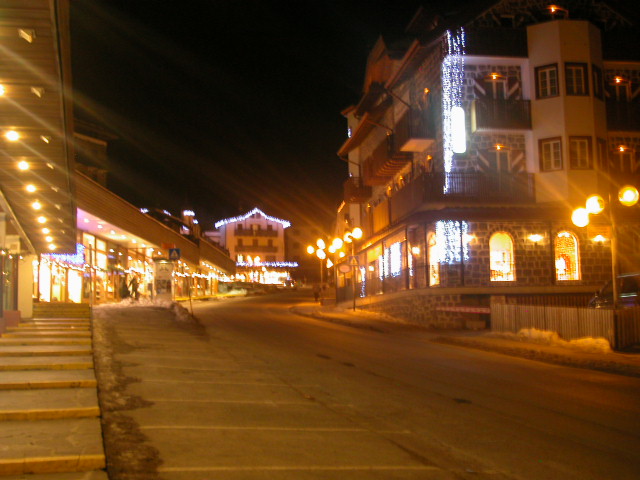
[94,298,194,323]
[513,328,612,353]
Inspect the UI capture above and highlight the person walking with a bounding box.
[312,284,321,303]
[129,276,140,301]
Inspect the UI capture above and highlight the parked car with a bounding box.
[588,273,640,308]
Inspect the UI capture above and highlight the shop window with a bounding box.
[555,231,580,281]
[569,136,592,169]
[565,63,588,96]
[540,137,562,171]
[490,232,515,281]
[535,64,558,98]
[428,232,440,286]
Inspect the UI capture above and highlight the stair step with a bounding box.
[10,325,90,331]
[0,418,105,475]
[0,388,100,421]
[0,346,92,357]
[0,471,108,480]
[25,318,90,323]
[0,356,93,371]
[0,369,96,390]
[2,331,91,338]
[0,338,91,346]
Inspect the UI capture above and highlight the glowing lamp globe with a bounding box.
[316,238,326,250]
[316,249,326,260]
[571,207,590,228]
[585,195,605,214]
[306,245,315,255]
[351,227,363,239]
[618,185,639,207]
[332,237,344,249]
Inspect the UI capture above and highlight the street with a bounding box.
[93,292,640,479]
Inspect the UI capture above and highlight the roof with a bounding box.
[214,207,292,229]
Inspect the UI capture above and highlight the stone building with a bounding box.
[336,0,640,328]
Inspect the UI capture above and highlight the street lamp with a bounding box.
[572,185,639,309]
[337,227,363,311]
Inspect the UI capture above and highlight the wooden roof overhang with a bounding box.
[0,0,77,254]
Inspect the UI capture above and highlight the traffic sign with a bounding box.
[168,248,181,261]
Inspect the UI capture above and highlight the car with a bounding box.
[588,273,640,308]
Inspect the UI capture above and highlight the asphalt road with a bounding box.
[94,292,640,480]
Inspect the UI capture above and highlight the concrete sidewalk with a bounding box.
[290,301,640,379]
[0,312,107,480]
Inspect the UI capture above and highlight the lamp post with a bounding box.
[572,185,639,309]
[340,227,363,311]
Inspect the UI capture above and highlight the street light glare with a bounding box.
[306,245,315,255]
[585,195,605,214]
[316,249,326,260]
[571,207,590,227]
[332,237,344,249]
[316,238,326,249]
[351,227,363,239]
[618,185,639,207]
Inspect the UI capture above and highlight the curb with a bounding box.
[0,454,105,476]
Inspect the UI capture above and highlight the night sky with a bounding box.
[69,0,427,229]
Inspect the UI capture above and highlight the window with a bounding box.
[267,239,273,247]
[565,63,588,96]
[536,64,558,98]
[592,65,603,99]
[490,232,515,281]
[555,231,580,281]
[237,238,243,246]
[539,137,563,171]
[569,136,592,169]
[428,233,440,286]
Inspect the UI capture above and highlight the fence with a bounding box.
[492,304,640,350]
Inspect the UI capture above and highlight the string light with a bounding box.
[436,220,470,264]
[214,207,291,229]
[442,28,466,190]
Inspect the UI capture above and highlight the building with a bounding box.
[0,0,77,321]
[207,208,297,285]
[336,0,640,328]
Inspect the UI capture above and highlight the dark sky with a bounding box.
[69,0,426,229]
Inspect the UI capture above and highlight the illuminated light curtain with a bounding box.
[435,220,470,264]
[428,233,440,286]
[489,232,515,281]
[442,28,466,193]
[389,242,402,277]
[360,266,367,297]
[555,231,580,281]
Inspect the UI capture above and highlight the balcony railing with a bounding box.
[363,136,412,186]
[343,177,372,203]
[387,171,535,228]
[235,245,278,253]
[606,101,640,131]
[394,107,435,152]
[235,228,278,237]
[471,99,531,132]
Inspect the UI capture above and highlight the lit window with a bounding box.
[536,64,558,98]
[555,231,580,281]
[428,233,440,286]
[565,63,588,96]
[490,232,515,281]
[540,137,562,171]
[569,136,592,169]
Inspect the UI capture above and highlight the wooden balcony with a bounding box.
[394,107,435,152]
[343,177,372,203]
[606,101,640,131]
[471,99,531,132]
[235,228,278,237]
[363,136,412,186]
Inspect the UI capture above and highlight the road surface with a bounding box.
[94,292,640,479]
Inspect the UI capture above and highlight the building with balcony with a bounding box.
[207,208,297,285]
[336,0,640,328]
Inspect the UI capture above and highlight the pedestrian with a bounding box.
[312,284,321,303]
[119,278,130,299]
[129,276,140,301]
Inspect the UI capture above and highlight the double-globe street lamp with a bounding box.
[572,184,639,309]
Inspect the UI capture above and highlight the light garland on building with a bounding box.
[435,220,470,264]
[236,261,298,268]
[42,243,85,266]
[441,28,466,192]
[214,207,291,229]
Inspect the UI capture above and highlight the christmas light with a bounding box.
[214,207,291,229]
[236,261,298,268]
[441,28,466,191]
[43,243,85,266]
[435,220,470,264]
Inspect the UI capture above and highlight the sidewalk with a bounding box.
[290,301,640,379]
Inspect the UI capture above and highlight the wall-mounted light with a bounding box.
[528,234,544,243]
[614,76,628,85]
[486,72,503,81]
[547,4,568,17]
[411,246,421,255]
[592,235,607,243]
[619,185,639,207]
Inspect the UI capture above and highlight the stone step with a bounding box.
[0,388,100,421]
[0,346,92,357]
[0,338,91,346]
[0,369,97,390]
[0,418,105,475]
[24,318,90,323]
[9,324,90,331]
[1,331,91,338]
[0,356,93,371]
[0,471,108,480]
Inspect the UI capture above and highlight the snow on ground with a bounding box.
[489,328,612,354]
[94,297,193,323]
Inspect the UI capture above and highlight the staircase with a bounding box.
[0,303,107,479]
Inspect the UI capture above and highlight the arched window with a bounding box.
[428,232,440,286]
[555,231,580,281]
[490,232,515,281]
